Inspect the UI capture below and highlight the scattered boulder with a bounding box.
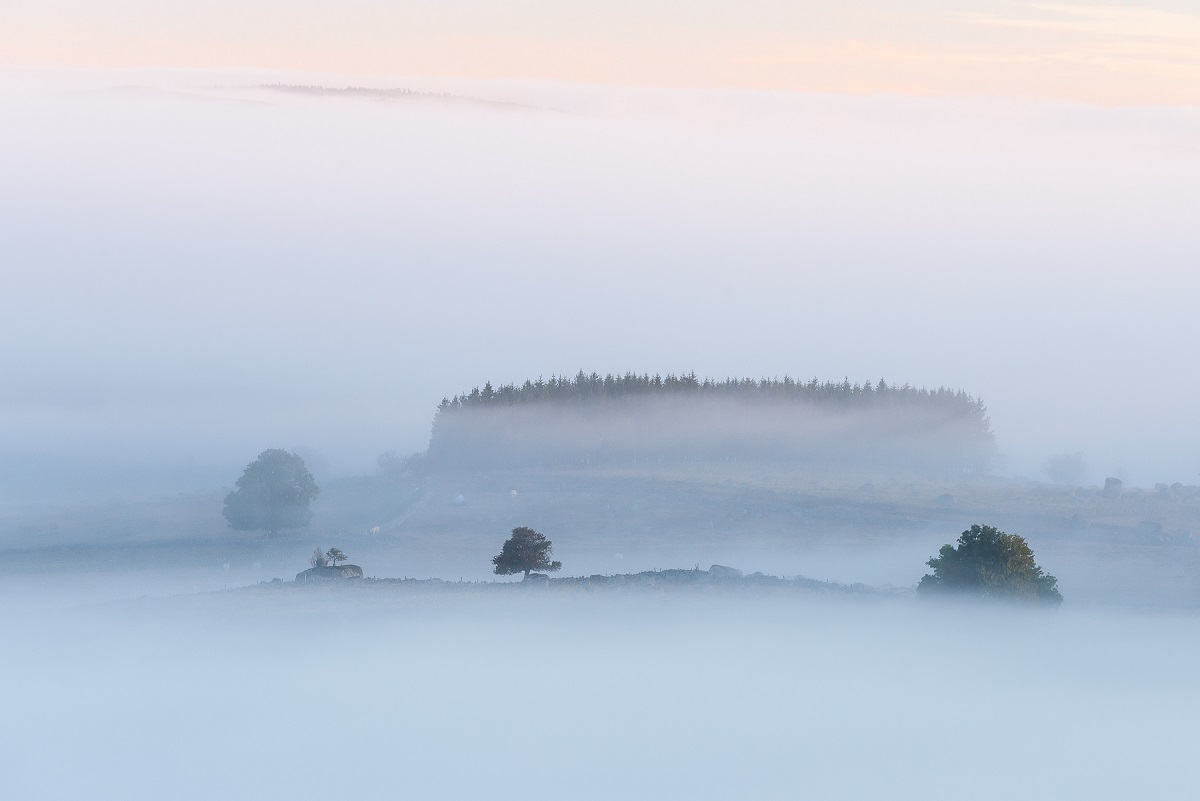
[295,564,364,583]
[1103,477,1123,498]
[708,564,743,580]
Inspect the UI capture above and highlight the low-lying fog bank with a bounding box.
[4,589,1195,800]
[7,465,1200,610]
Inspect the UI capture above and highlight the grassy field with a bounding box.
[3,463,1197,609]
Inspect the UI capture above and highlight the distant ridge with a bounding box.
[428,371,997,477]
[256,84,536,110]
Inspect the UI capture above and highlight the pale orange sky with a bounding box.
[4,1,1200,104]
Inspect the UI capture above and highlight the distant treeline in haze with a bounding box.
[427,372,996,476]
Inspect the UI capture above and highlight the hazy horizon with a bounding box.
[3,67,1199,504]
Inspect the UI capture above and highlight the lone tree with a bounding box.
[222,449,320,536]
[918,524,1063,606]
[492,526,562,579]
[325,547,347,567]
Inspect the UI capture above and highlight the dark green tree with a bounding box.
[222,449,319,536]
[492,526,562,579]
[325,547,347,567]
[918,524,1062,606]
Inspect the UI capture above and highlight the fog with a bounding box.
[6,21,1200,801]
[428,394,994,477]
[5,579,1198,800]
[3,68,1200,506]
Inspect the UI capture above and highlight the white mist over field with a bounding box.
[4,585,1197,800]
[3,63,1199,801]
[2,68,1200,502]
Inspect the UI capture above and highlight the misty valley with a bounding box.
[6,11,1200,793]
[6,372,1196,607]
[4,373,1200,799]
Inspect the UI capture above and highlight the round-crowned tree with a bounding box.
[917,524,1062,606]
[223,449,320,536]
[492,526,562,579]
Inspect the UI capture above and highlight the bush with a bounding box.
[918,524,1062,606]
[222,449,319,536]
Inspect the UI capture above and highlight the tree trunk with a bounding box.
[524,568,530,578]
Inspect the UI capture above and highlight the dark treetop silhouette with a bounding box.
[492,527,562,579]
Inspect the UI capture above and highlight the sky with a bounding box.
[2,2,1199,499]
[5,1,1200,105]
